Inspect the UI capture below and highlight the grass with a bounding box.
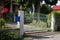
[28,21,50,28]
[0,29,25,40]
[26,21,51,31]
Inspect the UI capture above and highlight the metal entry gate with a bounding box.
[24,13,51,33]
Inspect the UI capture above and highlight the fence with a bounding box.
[28,13,51,28]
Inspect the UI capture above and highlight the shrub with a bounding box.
[24,12,33,24]
[0,18,5,30]
[0,30,24,40]
[40,4,52,14]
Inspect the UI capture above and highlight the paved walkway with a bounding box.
[24,32,60,40]
[5,23,60,40]
[5,23,48,32]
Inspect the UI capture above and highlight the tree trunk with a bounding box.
[10,0,13,14]
[35,1,40,22]
[32,3,35,15]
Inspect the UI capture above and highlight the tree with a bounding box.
[44,0,58,31]
[40,4,52,14]
[13,0,58,22]
[18,0,58,13]
[45,0,57,5]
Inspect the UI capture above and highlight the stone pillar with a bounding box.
[51,12,55,32]
[18,10,24,37]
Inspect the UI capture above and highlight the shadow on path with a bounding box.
[25,32,54,39]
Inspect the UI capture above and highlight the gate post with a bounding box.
[18,10,24,37]
[51,12,55,32]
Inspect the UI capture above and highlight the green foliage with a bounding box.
[45,0,57,5]
[0,31,24,40]
[24,12,33,24]
[40,4,52,14]
[4,1,10,10]
[0,18,5,30]
[18,0,43,10]
[55,13,60,25]
[4,12,14,23]
[12,0,19,3]
[47,14,51,28]
[54,12,60,31]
